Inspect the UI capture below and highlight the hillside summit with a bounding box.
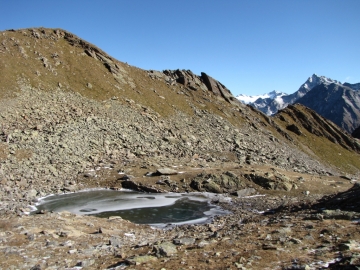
[1,28,360,269]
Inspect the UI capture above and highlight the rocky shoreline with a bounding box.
[2,174,360,269]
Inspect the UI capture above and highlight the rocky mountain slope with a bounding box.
[1,27,360,269]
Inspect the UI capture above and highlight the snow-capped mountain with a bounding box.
[300,74,341,92]
[238,74,342,116]
[296,82,360,133]
[236,90,286,104]
[237,74,360,133]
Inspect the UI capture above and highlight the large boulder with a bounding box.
[190,172,245,193]
[245,172,295,191]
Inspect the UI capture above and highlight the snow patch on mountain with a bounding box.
[236,90,287,104]
[302,74,341,91]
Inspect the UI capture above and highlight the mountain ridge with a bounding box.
[237,74,343,115]
[237,74,360,133]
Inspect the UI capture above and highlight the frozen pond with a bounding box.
[33,189,230,227]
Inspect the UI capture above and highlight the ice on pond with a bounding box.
[33,189,230,227]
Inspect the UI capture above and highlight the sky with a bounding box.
[1,0,359,96]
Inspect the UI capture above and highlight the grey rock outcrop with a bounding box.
[150,69,242,106]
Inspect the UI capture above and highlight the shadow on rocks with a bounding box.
[312,183,360,213]
[264,183,360,221]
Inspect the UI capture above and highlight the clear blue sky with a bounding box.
[1,0,359,96]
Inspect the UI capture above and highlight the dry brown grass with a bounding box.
[274,105,360,174]
[0,28,236,121]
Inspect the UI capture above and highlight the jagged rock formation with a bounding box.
[149,69,241,106]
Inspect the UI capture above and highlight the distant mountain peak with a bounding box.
[236,73,360,133]
[302,74,341,91]
[236,74,349,117]
[236,90,287,104]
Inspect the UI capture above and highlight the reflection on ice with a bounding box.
[33,189,230,227]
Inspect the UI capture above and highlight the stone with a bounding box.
[197,240,210,247]
[322,209,359,220]
[156,168,178,175]
[190,180,202,191]
[76,259,95,267]
[109,236,122,247]
[27,189,38,199]
[154,242,177,257]
[84,170,96,178]
[126,255,158,265]
[233,188,256,197]
[203,181,222,193]
[245,173,294,191]
[200,72,235,104]
[279,181,294,191]
[262,244,277,250]
[338,240,360,251]
[121,179,163,193]
[173,237,196,246]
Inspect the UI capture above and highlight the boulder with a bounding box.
[173,237,196,246]
[203,181,222,193]
[109,236,122,247]
[156,168,178,175]
[126,255,158,265]
[245,173,294,191]
[233,188,256,197]
[154,241,177,257]
[190,172,245,193]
